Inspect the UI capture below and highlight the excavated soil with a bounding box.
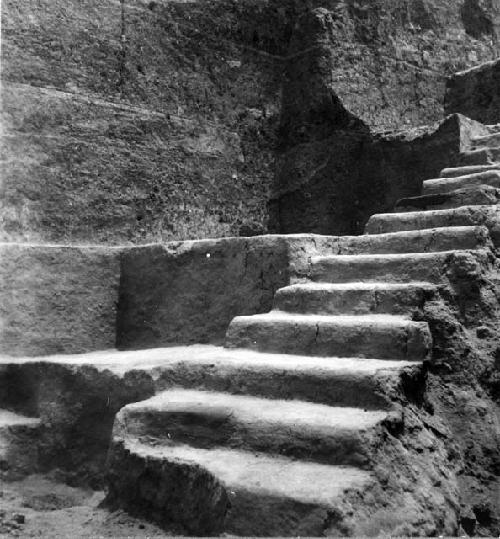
[0,473,167,537]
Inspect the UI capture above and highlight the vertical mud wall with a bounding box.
[270,0,500,235]
[2,0,499,243]
[445,58,500,123]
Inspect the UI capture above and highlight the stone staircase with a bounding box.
[104,126,499,535]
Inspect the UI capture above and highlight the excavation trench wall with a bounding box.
[0,243,124,357]
[2,0,499,243]
[445,58,500,124]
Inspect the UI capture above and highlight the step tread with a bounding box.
[370,206,495,221]
[440,164,500,177]
[232,311,421,326]
[119,439,374,505]
[423,171,500,195]
[394,185,500,211]
[424,170,500,186]
[0,409,40,429]
[356,225,487,238]
[278,281,436,292]
[472,132,500,143]
[312,249,484,263]
[0,344,416,374]
[124,389,389,431]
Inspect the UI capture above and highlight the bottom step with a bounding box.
[106,439,372,536]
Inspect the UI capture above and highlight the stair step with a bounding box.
[114,389,388,466]
[0,410,40,429]
[440,164,500,177]
[365,209,500,246]
[472,132,500,148]
[0,409,40,478]
[274,282,436,316]
[154,348,416,409]
[106,441,373,536]
[225,312,431,360]
[309,249,490,284]
[343,226,491,253]
[458,147,500,165]
[422,171,500,195]
[394,185,500,212]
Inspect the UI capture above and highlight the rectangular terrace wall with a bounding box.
[116,235,338,350]
[1,235,338,356]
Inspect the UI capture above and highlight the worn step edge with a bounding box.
[346,226,491,253]
[366,214,500,248]
[440,164,500,178]
[115,389,388,465]
[471,132,500,148]
[273,281,437,316]
[458,147,500,166]
[309,249,492,284]
[0,346,417,410]
[394,185,500,212]
[422,171,500,195]
[106,440,373,536]
[366,208,499,232]
[153,350,418,409]
[225,312,431,360]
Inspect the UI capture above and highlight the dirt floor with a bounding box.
[0,473,168,537]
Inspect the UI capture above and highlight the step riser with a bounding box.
[472,134,500,148]
[394,186,500,212]
[310,256,445,284]
[366,214,499,247]
[440,164,500,178]
[342,227,490,254]
[155,364,394,409]
[106,441,349,536]
[273,286,434,316]
[459,148,500,165]
[117,409,373,467]
[225,318,431,361]
[423,172,500,195]
[106,440,230,536]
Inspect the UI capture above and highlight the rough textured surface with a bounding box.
[106,441,373,536]
[0,409,40,479]
[0,235,341,357]
[0,243,124,357]
[116,234,338,350]
[445,58,500,124]
[226,312,432,359]
[0,474,167,537]
[0,345,411,485]
[2,0,499,242]
[271,112,490,235]
[1,0,279,243]
[114,389,387,465]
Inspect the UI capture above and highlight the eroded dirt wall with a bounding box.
[445,58,500,124]
[2,0,499,243]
